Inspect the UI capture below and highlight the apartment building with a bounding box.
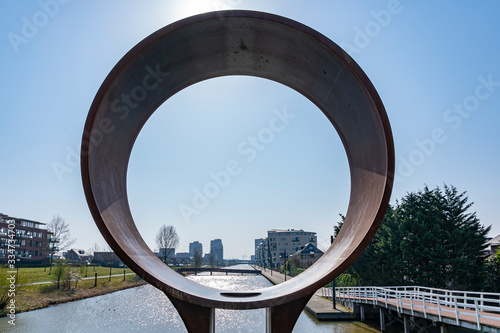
[267,229,317,268]
[0,213,50,263]
[254,237,268,266]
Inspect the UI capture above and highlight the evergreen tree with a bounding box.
[344,185,490,290]
[440,185,490,290]
[485,252,500,292]
[193,248,203,268]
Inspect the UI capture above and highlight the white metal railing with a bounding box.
[322,286,500,330]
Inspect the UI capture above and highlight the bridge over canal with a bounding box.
[177,267,261,276]
[322,286,500,333]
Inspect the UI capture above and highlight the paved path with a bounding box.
[255,266,354,320]
[28,272,136,285]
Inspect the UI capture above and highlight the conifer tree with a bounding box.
[342,185,490,290]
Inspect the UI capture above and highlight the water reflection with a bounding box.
[0,265,376,332]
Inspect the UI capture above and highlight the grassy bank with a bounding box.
[15,275,146,314]
[14,266,135,283]
[1,266,146,316]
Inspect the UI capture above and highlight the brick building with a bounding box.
[0,213,50,264]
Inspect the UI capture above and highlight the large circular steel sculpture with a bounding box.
[81,10,394,333]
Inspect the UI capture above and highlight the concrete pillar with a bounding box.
[360,305,365,322]
[404,315,410,333]
[380,308,385,332]
[440,323,448,333]
[209,308,215,333]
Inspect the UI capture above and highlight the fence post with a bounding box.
[94,272,97,287]
[454,298,460,325]
[474,299,481,330]
[437,296,442,321]
[410,292,414,316]
[332,280,336,309]
[423,297,427,319]
[398,292,401,312]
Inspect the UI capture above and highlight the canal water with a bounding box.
[0,265,378,332]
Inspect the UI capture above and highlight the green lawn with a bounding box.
[12,266,135,284]
[13,274,145,313]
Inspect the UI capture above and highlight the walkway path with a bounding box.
[28,272,136,285]
[330,286,500,332]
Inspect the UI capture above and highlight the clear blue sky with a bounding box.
[1,1,499,259]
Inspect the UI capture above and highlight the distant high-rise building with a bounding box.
[189,241,203,257]
[210,239,223,262]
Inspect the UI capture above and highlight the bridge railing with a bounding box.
[321,286,500,330]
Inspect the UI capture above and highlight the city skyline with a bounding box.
[1,1,499,259]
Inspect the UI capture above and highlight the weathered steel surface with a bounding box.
[81,10,394,332]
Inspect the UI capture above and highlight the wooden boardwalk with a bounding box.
[325,286,500,332]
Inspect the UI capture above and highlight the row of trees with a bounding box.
[335,184,498,292]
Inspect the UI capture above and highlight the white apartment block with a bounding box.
[267,229,317,268]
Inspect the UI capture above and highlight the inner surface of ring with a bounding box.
[82,10,393,310]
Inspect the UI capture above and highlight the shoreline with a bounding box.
[3,279,148,316]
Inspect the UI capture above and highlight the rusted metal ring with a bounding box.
[81,10,394,310]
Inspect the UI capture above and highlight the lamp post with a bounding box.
[281,250,287,281]
[330,235,336,309]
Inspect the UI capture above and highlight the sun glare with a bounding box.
[174,0,234,20]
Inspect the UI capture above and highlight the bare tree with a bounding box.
[155,225,179,264]
[87,242,101,272]
[51,259,66,289]
[47,215,76,274]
